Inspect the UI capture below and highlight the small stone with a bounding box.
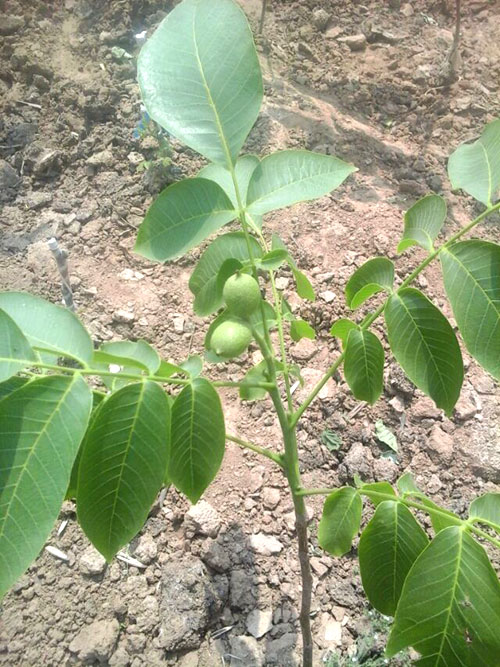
[262,487,280,510]
[400,3,414,16]
[310,557,328,578]
[312,8,330,31]
[275,277,289,290]
[339,34,367,51]
[265,633,296,664]
[132,534,157,564]
[34,149,62,177]
[109,646,130,667]
[291,338,317,362]
[229,636,263,666]
[118,268,144,281]
[326,26,343,40]
[127,151,145,166]
[246,609,273,638]
[342,442,374,479]
[172,315,185,333]
[230,570,256,609]
[113,309,135,324]
[389,395,405,414]
[201,539,231,572]
[373,456,398,483]
[319,290,336,303]
[79,546,107,576]
[0,15,25,35]
[69,619,120,662]
[185,500,221,537]
[412,396,442,420]
[454,394,478,421]
[249,533,283,556]
[86,149,114,168]
[318,613,342,646]
[426,425,454,464]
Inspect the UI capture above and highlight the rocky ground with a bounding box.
[0,0,499,665]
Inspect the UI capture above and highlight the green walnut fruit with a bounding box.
[210,319,253,358]
[223,273,261,319]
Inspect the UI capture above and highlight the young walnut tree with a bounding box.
[1,0,500,664]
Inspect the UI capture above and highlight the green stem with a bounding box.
[8,358,274,390]
[297,487,500,550]
[290,201,500,427]
[226,433,284,467]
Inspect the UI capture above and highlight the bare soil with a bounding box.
[0,0,499,665]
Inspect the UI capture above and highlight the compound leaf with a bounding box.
[469,493,500,531]
[189,231,262,316]
[397,194,447,254]
[344,329,384,404]
[387,527,500,664]
[441,240,500,380]
[135,178,236,262]
[290,318,315,342]
[345,258,394,309]
[448,118,500,206]
[247,150,356,216]
[100,340,161,376]
[77,381,170,561]
[318,487,362,557]
[169,378,225,504]
[0,292,93,365]
[0,309,36,382]
[385,288,463,416]
[359,501,428,615]
[0,375,92,598]
[138,0,263,167]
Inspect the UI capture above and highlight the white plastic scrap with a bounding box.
[116,551,146,569]
[57,519,69,536]
[45,546,69,561]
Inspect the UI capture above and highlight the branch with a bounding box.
[226,433,284,467]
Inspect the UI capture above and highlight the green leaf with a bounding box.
[360,481,397,506]
[157,360,188,378]
[290,318,316,342]
[469,493,500,531]
[318,487,362,557]
[419,496,462,535]
[247,150,357,216]
[135,178,236,262]
[359,501,428,616]
[345,258,394,309]
[387,527,500,664]
[239,360,268,401]
[441,240,500,380]
[344,329,384,404]
[0,376,28,402]
[385,288,463,416]
[198,155,260,208]
[189,232,262,316]
[0,309,37,382]
[0,375,92,598]
[77,382,170,561]
[330,318,358,342]
[179,355,203,378]
[397,471,420,496]
[374,419,398,452]
[169,378,225,503]
[320,429,342,452]
[257,249,289,271]
[100,340,160,375]
[138,0,263,167]
[448,118,500,206]
[271,234,315,300]
[0,292,93,365]
[397,194,447,254]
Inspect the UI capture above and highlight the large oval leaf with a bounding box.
[387,526,500,664]
[359,501,428,616]
[246,150,357,216]
[344,329,384,405]
[397,194,447,254]
[385,288,463,416]
[448,118,500,206]
[0,375,92,598]
[441,240,500,380]
[469,493,500,531]
[138,0,263,167]
[169,378,225,504]
[0,309,36,382]
[77,381,170,561]
[135,178,236,262]
[0,292,93,365]
[318,487,362,557]
[188,232,262,316]
[345,257,394,309]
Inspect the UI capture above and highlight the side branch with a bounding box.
[226,433,285,467]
